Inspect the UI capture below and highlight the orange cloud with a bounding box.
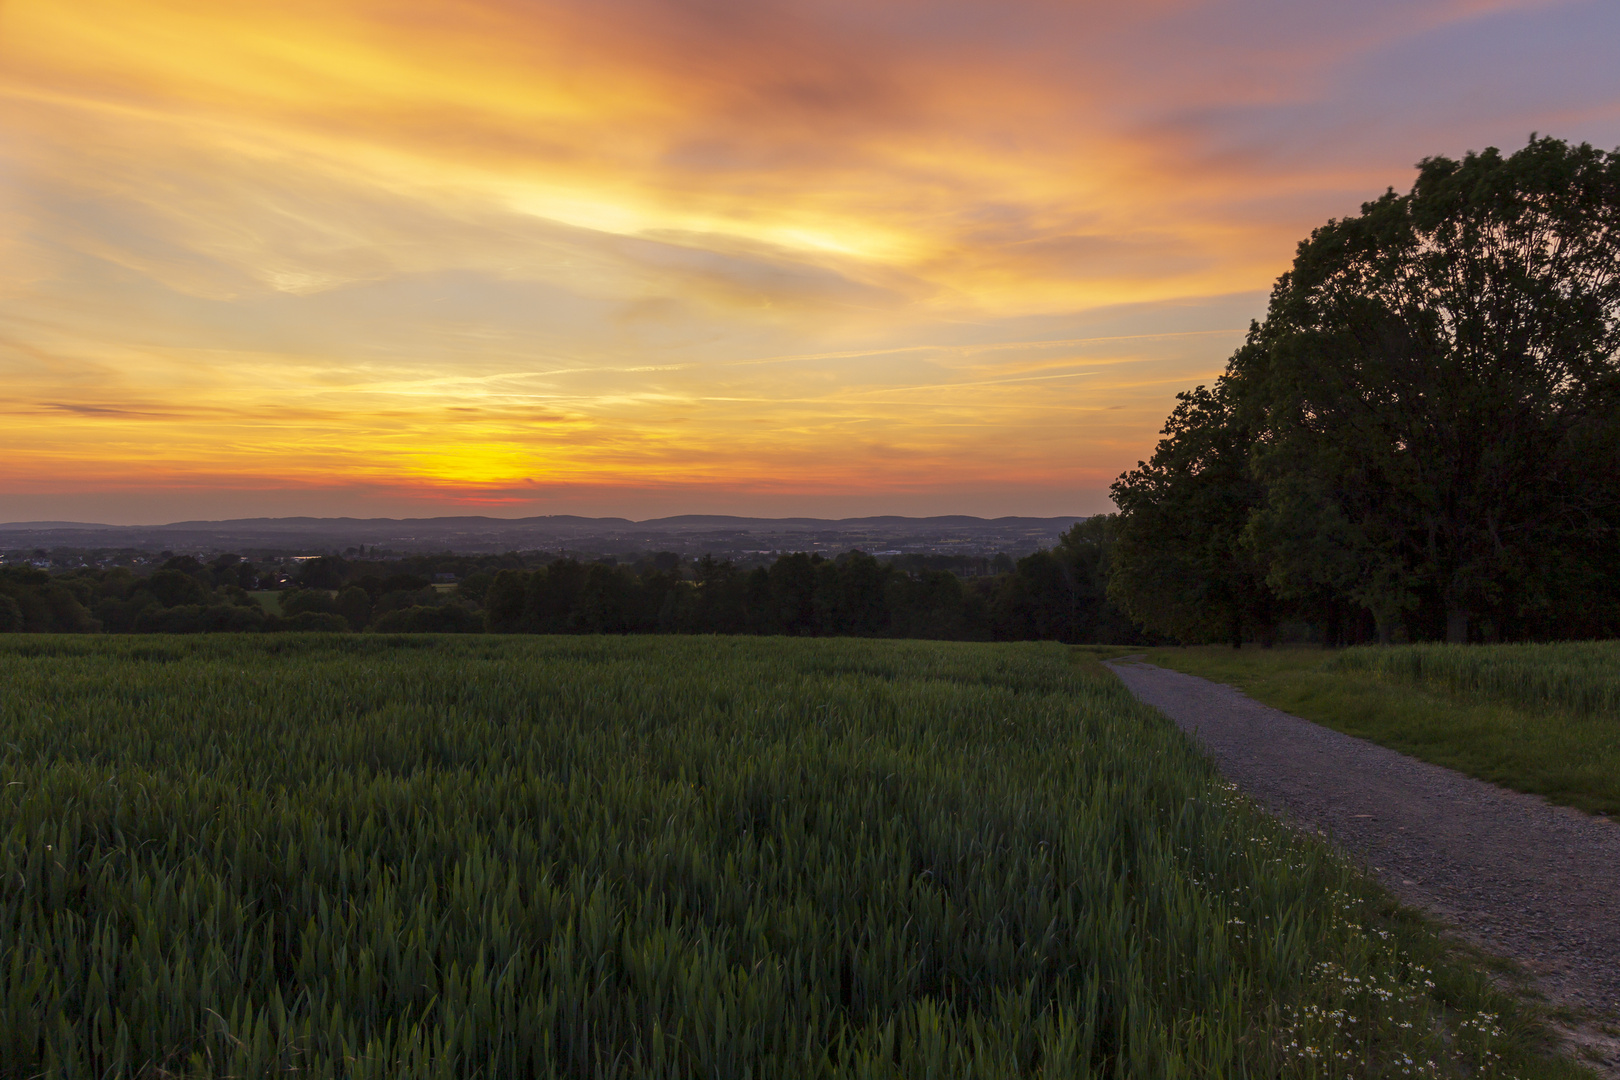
[1,0,1615,521]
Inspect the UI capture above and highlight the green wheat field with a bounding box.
[0,635,1583,1078]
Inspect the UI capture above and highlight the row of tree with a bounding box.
[1108,137,1620,645]
[0,528,1150,644]
[480,528,1141,642]
[0,555,493,635]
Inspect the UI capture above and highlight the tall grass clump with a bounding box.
[0,635,1580,1078]
[1331,641,1620,719]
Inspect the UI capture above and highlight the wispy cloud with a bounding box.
[1,0,1616,521]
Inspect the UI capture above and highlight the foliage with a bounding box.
[482,545,1141,643]
[1111,137,1620,645]
[368,604,483,633]
[7,540,1140,645]
[0,593,22,633]
[279,588,339,618]
[0,567,100,633]
[265,611,351,632]
[0,635,1579,1078]
[1109,379,1275,647]
[133,603,267,634]
[296,556,348,591]
[334,585,372,630]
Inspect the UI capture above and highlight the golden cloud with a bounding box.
[1,0,1609,518]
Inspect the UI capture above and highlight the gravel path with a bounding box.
[1106,659,1620,1073]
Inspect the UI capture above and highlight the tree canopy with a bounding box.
[1111,137,1620,644]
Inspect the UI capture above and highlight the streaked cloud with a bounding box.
[1,0,1616,522]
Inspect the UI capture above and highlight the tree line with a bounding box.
[479,525,1139,641]
[1108,137,1620,645]
[0,524,1151,644]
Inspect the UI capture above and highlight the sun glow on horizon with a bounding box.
[3,0,1616,523]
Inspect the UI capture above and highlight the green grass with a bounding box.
[0,634,1590,1078]
[1331,642,1620,720]
[1137,643,1620,817]
[248,590,283,614]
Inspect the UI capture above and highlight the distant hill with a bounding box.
[0,514,1087,557]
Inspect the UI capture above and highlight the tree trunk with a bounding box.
[1445,606,1469,644]
[1230,614,1243,650]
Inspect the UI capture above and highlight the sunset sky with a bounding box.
[3,0,1618,524]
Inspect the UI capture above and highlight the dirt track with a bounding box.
[1106,659,1620,1074]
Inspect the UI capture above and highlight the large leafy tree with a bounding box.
[1112,137,1620,644]
[1252,137,1620,641]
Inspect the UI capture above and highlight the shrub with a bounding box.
[370,604,483,633]
[265,611,350,632]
